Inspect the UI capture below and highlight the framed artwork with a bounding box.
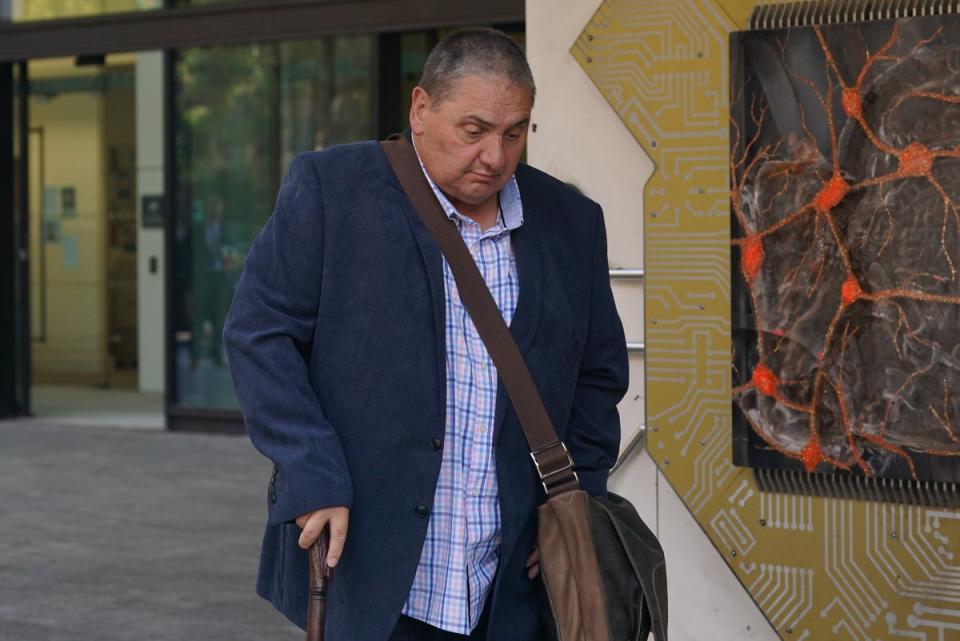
[731,13,960,486]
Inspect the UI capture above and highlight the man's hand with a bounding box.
[526,545,539,580]
[295,506,349,568]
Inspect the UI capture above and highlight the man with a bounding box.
[223,27,628,641]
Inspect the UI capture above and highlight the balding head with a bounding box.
[418,27,535,107]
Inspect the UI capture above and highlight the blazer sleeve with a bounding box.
[223,153,353,525]
[566,206,629,497]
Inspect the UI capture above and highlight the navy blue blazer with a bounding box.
[223,140,628,641]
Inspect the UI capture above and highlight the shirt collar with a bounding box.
[411,139,524,232]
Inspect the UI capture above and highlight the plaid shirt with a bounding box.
[400,148,523,634]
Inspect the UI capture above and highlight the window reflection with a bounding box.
[173,37,372,409]
[11,0,162,22]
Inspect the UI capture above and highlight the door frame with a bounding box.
[0,61,29,418]
[0,0,523,61]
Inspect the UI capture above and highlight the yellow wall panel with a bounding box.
[573,1,960,639]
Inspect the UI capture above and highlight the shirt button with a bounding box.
[431,437,442,451]
[415,504,429,518]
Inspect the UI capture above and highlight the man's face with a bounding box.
[409,73,533,210]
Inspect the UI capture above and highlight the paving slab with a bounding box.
[0,419,302,641]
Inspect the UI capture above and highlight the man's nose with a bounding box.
[478,135,506,173]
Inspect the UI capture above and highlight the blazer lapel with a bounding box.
[385,130,448,399]
[508,212,543,356]
[494,201,543,443]
[396,194,447,412]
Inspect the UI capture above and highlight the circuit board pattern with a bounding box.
[572,1,960,639]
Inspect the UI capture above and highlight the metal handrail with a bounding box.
[609,268,644,280]
[608,270,646,474]
[610,423,646,475]
[610,269,645,354]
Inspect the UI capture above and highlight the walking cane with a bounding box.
[305,528,332,641]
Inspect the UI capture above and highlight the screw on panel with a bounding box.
[730,549,737,557]
[651,425,659,432]
[785,626,793,634]
[890,531,898,539]
[759,518,766,526]
[664,458,670,465]
[587,34,594,41]
[698,304,705,310]
[651,211,658,218]
[697,51,704,58]
[651,140,657,148]
[586,56,593,63]
[698,186,705,193]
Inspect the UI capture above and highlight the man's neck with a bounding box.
[411,137,502,231]
[448,193,500,231]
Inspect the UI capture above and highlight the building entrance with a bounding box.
[22,52,165,428]
[0,0,524,430]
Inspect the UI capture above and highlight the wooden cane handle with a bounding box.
[305,527,331,641]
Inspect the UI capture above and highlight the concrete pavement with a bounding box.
[0,419,302,641]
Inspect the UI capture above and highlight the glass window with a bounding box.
[399,32,433,126]
[174,0,358,5]
[10,0,162,22]
[172,36,372,410]
[380,26,525,137]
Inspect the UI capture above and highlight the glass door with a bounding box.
[13,52,166,426]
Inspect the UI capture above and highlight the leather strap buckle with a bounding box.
[530,441,579,495]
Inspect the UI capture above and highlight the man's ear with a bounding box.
[409,86,430,135]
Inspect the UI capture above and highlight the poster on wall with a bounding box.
[62,234,79,270]
[42,185,60,226]
[61,186,77,219]
[730,14,960,484]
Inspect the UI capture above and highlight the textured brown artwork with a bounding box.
[731,16,960,482]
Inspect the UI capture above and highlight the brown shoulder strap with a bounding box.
[380,136,579,497]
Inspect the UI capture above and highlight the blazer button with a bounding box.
[431,437,442,451]
[415,504,429,518]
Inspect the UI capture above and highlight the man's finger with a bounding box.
[526,545,540,579]
[298,513,330,550]
[326,510,349,567]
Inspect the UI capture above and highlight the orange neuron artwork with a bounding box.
[730,16,960,483]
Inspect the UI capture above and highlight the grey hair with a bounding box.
[418,27,535,105]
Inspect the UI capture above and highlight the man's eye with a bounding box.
[465,129,482,137]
